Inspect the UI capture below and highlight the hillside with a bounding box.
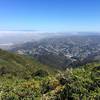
[0,60,100,99]
[0,49,55,79]
[0,49,100,100]
[0,49,99,99]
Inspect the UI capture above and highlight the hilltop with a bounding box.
[0,58,100,99]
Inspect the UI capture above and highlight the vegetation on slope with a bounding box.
[0,49,55,79]
[0,49,100,100]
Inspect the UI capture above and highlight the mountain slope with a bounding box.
[0,49,55,78]
[0,49,100,99]
[0,60,100,99]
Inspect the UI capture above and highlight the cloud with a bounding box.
[0,30,51,43]
[0,30,37,36]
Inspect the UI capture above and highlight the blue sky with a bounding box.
[0,0,99,32]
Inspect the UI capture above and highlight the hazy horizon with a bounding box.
[0,30,100,44]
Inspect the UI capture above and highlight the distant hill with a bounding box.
[0,49,55,79]
[11,35,100,69]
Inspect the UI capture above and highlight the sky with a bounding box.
[0,0,100,32]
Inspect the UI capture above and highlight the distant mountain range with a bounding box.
[11,35,100,69]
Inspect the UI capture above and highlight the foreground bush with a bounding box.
[0,62,100,100]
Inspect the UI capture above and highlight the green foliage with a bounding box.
[0,49,100,100]
[32,69,49,77]
[0,49,55,79]
[41,63,100,100]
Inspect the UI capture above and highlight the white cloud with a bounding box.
[0,30,36,36]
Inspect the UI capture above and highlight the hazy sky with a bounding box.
[0,0,99,32]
